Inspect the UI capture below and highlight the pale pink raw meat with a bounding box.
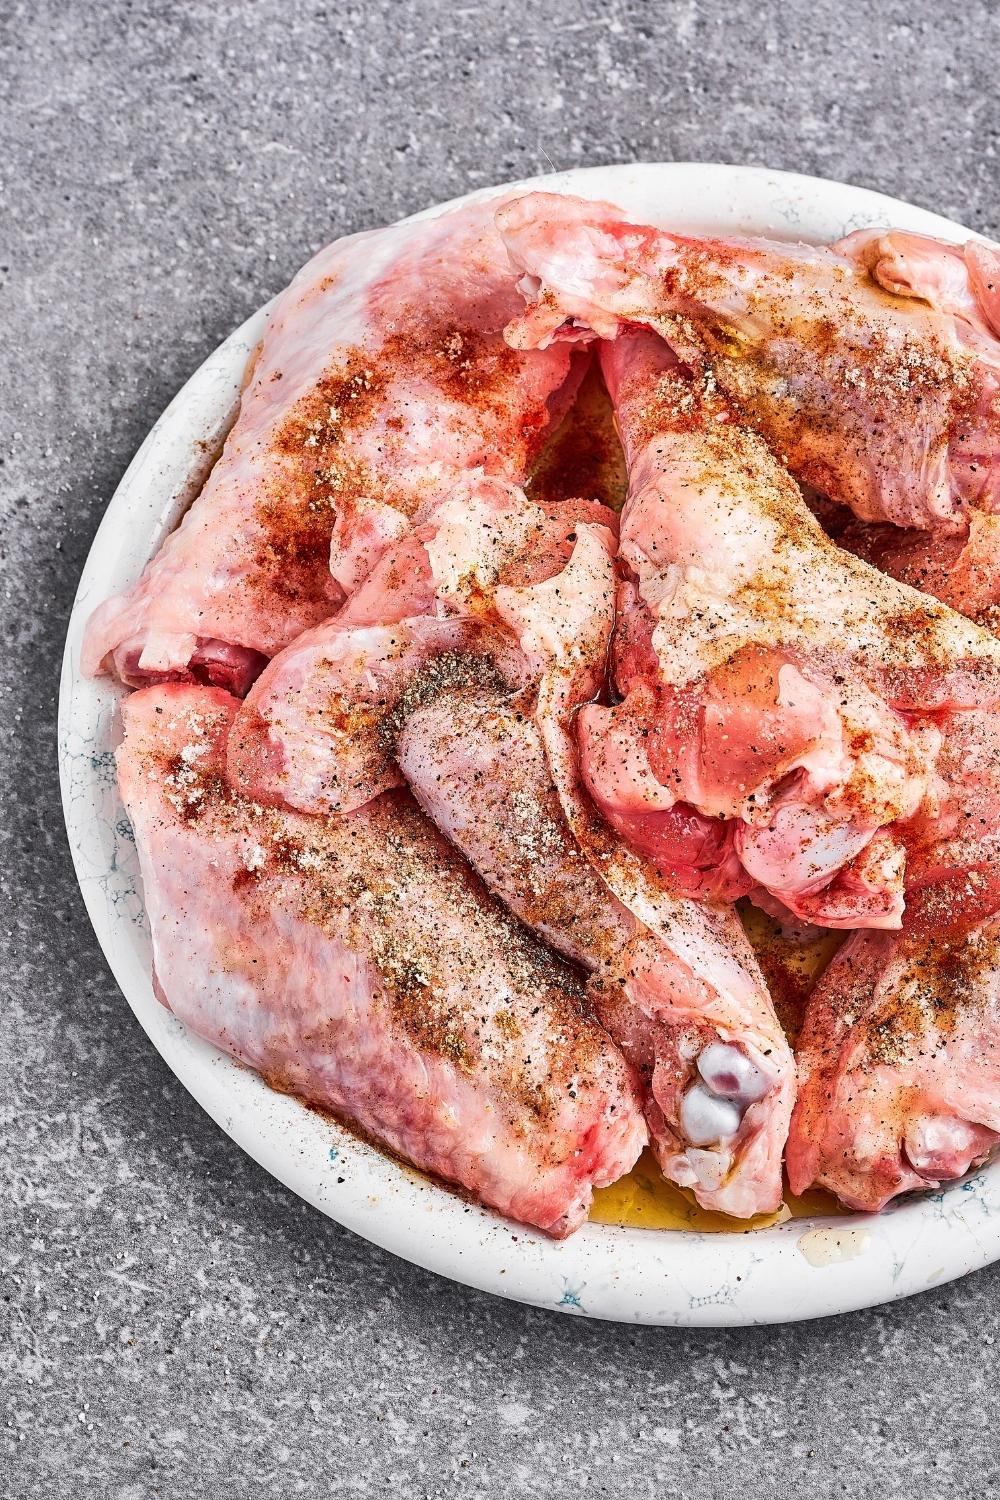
[788,878,1000,1210]
[117,681,646,1236]
[555,327,1000,928]
[903,706,1000,898]
[824,508,1000,624]
[83,195,580,692]
[399,685,794,1218]
[227,477,616,814]
[498,194,1000,539]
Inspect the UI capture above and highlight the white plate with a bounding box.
[59,163,1000,1326]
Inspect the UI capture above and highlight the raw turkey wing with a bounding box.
[499,193,1000,536]
[116,681,646,1236]
[573,328,1000,927]
[788,878,1000,1210]
[399,686,794,1218]
[84,195,579,692]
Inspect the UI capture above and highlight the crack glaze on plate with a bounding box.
[58,163,1000,1326]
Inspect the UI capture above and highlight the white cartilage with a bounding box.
[680,1083,742,1146]
[697,1041,771,1106]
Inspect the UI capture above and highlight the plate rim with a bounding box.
[58,160,1000,1326]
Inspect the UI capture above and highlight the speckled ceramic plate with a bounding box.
[59,164,1000,1326]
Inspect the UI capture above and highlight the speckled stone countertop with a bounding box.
[4,2,1000,1494]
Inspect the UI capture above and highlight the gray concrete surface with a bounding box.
[3,1,1000,1494]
